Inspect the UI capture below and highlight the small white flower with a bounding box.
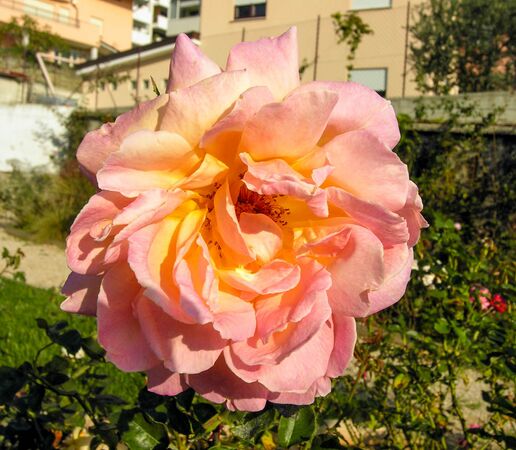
[61,347,86,359]
[422,273,436,287]
[422,264,431,272]
[412,259,419,271]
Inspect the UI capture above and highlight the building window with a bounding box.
[58,7,70,25]
[349,68,387,97]
[171,0,200,19]
[24,0,54,21]
[143,79,150,90]
[131,80,137,91]
[180,2,200,18]
[234,1,266,20]
[351,0,391,10]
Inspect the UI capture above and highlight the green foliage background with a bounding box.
[0,96,514,448]
[410,0,516,94]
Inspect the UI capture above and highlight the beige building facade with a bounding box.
[200,0,424,98]
[0,0,133,57]
[79,0,426,110]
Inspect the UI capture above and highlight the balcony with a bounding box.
[153,14,168,31]
[132,29,152,46]
[155,0,170,9]
[0,0,101,48]
[168,15,199,35]
[132,6,152,24]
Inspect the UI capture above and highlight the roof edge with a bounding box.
[76,31,200,76]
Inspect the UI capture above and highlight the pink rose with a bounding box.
[62,28,427,411]
[469,285,491,310]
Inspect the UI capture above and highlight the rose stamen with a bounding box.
[235,185,290,225]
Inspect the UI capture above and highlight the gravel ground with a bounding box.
[0,227,69,289]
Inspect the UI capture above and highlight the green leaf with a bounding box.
[81,336,105,359]
[122,413,168,450]
[0,366,27,404]
[434,318,450,335]
[55,329,82,354]
[166,401,192,435]
[278,406,316,447]
[150,76,161,96]
[233,409,275,441]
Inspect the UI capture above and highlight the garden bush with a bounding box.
[0,109,112,244]
[0,98,514,448]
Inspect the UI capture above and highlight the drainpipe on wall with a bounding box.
[70,0,80,27]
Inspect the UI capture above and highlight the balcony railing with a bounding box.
[132,28,151,46]
[153,13,168,30]
[168,15,199,35]
[0,0,78,27]
[132,5,152,24]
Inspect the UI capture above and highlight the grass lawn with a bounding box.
[0,277,144,400]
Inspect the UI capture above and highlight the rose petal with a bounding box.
[239,213,283,264]
[226,27,300,100]
[167,33,221,92]
[97,130,198,195]
[66,191,131,274]
[231,288,331,367]
[201,86,275,166]
[324,130,409,211]
[327,225,384,317]
[77,95,168,182]
[239,89,338,162]
[214,180,255,261]
[241,153,328,217]
[60,273,101,316]
[397,181,428,247]
[268,377,331,405]
[161,71,251,146]
[136,295,226,374]
[187,356,268,411]
[128,217,195,324]
[97,264,159,371]
[218,260,300,296]
[327,186,409,247]
[147,365,188,396]
[367,248,413,315]
[292,81,400,148]
[229,319,334,393]
[212,290,256,341]
[325,315,356,377]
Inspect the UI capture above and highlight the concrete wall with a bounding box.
[391,92,516,125]
[0,104,73,171]
[0,77,24,104]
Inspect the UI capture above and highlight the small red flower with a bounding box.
[490,294,507,313]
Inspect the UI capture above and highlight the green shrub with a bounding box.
[0,108,112,244]
[0,164,94,243]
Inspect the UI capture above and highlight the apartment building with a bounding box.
[79,0,426,110]
[202,0,425,98]
[0,0,133,58]
[132,0,200,47]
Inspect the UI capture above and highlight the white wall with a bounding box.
[0,104,73,172]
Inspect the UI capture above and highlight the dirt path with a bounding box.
[0,228,69,289]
